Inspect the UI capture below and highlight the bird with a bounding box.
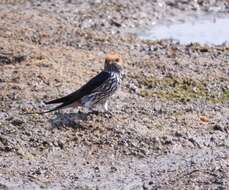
[30,53,123,114]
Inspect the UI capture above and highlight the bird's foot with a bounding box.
[78,110,84,115]
[104,111,113,118]
[87,110,112,118]
[88,110,100,116]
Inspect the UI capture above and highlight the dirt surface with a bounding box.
[0,0,229,189]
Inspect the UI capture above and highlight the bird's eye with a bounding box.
[115,58,120,62]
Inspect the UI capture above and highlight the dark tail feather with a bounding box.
[44,90,81,105]
[44,97,65,104]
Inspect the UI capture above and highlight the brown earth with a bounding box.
[0,0,229,189]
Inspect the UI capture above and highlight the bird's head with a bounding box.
[104,53,123,73]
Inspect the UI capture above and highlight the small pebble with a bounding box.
[11,118,24,126]
[213,124,224,132]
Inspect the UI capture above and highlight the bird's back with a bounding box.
[80,71,121,107]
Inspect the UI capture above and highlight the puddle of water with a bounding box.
[139,16,229,45]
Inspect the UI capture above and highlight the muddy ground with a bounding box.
[0,0,229,189]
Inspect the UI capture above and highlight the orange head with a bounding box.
[104,53,123,73]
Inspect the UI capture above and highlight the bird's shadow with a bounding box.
[49,111,89,129]
[49,109,112,129]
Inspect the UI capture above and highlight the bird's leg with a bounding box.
[87,102,112,117]
[104,101,108,112]
[103,101,112,117]
[87,105,99,115]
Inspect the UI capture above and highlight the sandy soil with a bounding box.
[0,0,229,189]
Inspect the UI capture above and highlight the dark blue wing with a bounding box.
[45,71,111,105]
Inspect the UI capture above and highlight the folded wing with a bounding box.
[43,71,111,112]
